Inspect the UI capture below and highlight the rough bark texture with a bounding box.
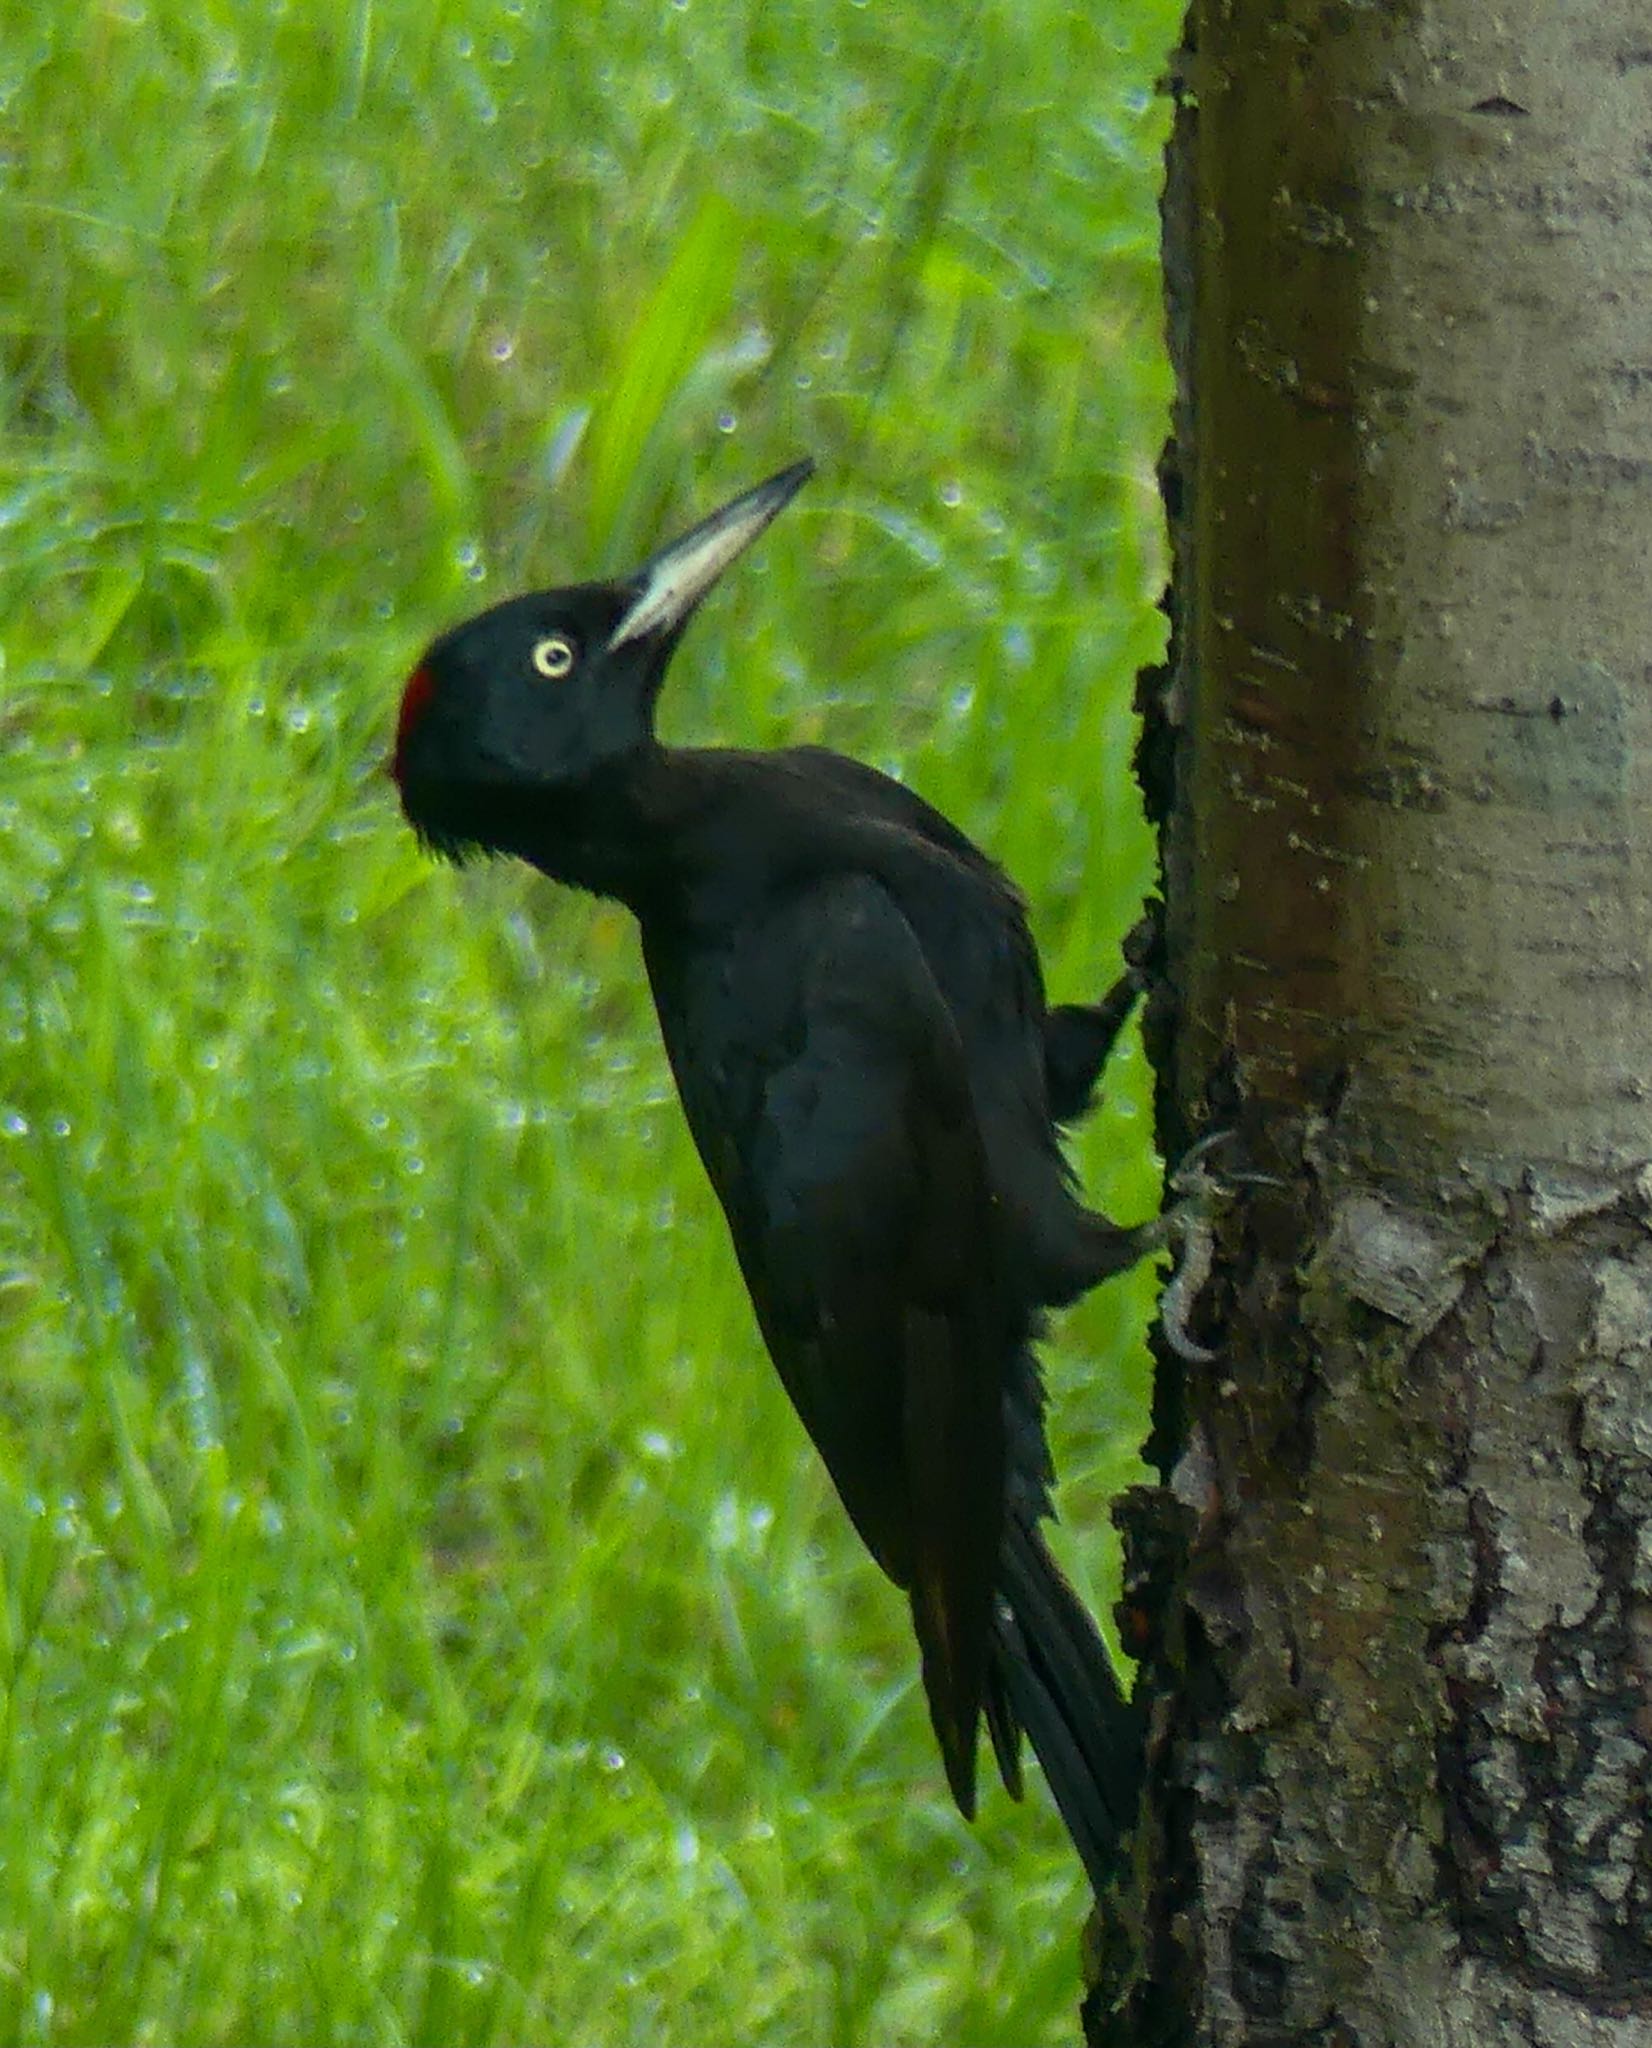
[1089,5,1652,2044]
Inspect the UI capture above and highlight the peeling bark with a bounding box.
[1090,4,1652,2043]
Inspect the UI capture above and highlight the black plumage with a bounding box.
[392,462,1163,1886]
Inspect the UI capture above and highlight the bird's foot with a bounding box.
[1143,1131,1276,1363]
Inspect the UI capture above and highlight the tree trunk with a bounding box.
[1093,4,1652,2042]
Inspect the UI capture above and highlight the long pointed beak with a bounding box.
[607,458,814,652]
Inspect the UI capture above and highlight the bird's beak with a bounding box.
[607,459,814,652]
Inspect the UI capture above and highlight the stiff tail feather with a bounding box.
[986,1514,1142,1893]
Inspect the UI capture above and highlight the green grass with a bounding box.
[0,4,1176,2041]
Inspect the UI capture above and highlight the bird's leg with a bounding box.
[1045,906,1163,1126]
[1044,967,1144,1126]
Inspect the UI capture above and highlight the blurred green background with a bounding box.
[0,4,1176,2042]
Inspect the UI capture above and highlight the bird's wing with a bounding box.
[674,872,1016,1816]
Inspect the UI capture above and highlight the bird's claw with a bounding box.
[1148,1130,1273,1363]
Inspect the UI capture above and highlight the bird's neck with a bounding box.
[515,745,716,913]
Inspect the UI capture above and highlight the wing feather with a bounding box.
[649,873,1016,1812]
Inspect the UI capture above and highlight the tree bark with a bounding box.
[1093,4,1652,2042]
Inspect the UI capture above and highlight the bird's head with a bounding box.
[392,459,812,860]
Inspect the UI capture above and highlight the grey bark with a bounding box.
[1090,5,1652,2043]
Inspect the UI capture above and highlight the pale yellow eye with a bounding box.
[531,634,576,679]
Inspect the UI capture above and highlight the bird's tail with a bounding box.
[985,1512,1143,1894]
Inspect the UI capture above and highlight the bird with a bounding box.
[391,460,1188,1891]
